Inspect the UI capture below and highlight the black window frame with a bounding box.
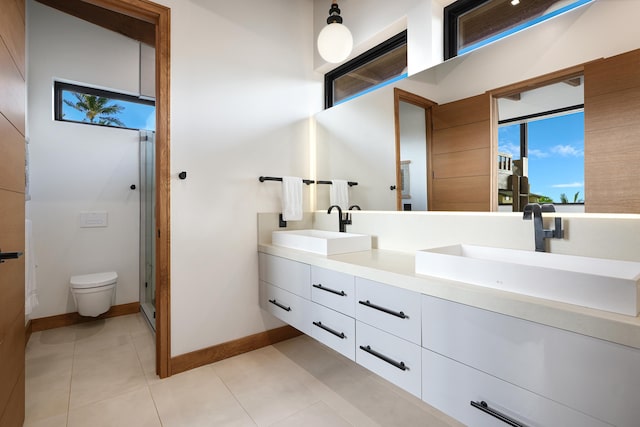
[443,0,480,61]
[54,81,155,131]
[324,30,407,109]
[444,0,593,61]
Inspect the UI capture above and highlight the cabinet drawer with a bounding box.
[310,302,355,361]
[422,349,610,427]
[356,321,421,398]
[259,253,310,298]
[311,266,355,317]
[422,295,640,427]
[355,278,421,344]
[259,281,311,335]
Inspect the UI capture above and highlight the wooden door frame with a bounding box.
[488,64,584,212]
[82,0,171,378]
[393,88,437,211]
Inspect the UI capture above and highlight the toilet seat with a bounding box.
[70,271,118,289]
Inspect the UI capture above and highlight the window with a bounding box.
[444,0,593,60]
[325,31,407,108]
[498,110,584,205]
[54,81,155,131]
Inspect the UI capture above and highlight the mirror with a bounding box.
[314,0,640,212]
[394,89,436,211]
[496,74,585,213]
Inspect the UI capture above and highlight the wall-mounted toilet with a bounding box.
[70,271,117,317]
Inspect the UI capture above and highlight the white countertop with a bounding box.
[258,244,640,350]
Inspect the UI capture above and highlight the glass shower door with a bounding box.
[140,130,156,329]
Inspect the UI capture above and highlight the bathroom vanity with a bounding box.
[258,233,640,427]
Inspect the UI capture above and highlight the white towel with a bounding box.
[281,176,303,221]
[330,180,349,210]
[25,219,38,315]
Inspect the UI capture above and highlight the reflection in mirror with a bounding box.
[394,89,436,211]
[315,84,398,211]
[496,75,585,213]
[314,0,640,213]
[399,107,426,210]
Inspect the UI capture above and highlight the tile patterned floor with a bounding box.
[25,313,463,426]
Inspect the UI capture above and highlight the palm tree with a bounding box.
[573,191,584,203]
[64,92,126,127]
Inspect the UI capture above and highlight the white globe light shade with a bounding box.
[317,23,353,63]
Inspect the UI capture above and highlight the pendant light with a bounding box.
[317,1,353,63]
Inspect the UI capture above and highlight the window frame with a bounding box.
[324,30,407,109]
[497,106,585,205]
[54,81,155,131]
[444,0,594,61]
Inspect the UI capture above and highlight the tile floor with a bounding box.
[25,313,463,426]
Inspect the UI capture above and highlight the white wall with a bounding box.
[27,1,142,318]
[163,0,320,356]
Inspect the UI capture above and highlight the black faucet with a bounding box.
[328,205,348,232]
[344,205,361,227]
[523,203,564,252]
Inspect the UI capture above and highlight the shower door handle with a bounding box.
[0,250,23,263]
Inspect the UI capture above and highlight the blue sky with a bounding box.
[498,111,584,203]
[62,91,155,131]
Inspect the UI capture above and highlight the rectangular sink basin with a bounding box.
[272,229,371,255]
[415,244,640,316]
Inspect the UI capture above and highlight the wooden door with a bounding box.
[0,0,26,425]
[430,93,494,211]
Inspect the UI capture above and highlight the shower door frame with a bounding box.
[139,131,156,329]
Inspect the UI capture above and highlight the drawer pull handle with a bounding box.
[313,321,346,339]
[359,345,407,371]
[358,300,407,319]
[470,401,527,427]
[268,299,291,312]
[313,283,346,296]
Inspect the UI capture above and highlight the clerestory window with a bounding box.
[325,31,407,109]
[444,0,594,60]
[54,81,155,131]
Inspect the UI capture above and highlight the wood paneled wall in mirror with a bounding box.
[431,94,494,211]
[584,49,640,214]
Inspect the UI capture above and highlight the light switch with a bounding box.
[79,211,108,228]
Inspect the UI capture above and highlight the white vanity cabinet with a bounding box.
[259,253,310,299]
[311,266,355,317]
[355,278,421,344]
[310,302,356,360]
[259,249,640,426]
[354,278,422,398]
[356,321,422,397]
[421,295,640,427]
[258,253,312,335]
[259,280,312,336]
[309,266,357,360]
[421,348,611,427]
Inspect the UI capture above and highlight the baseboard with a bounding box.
[30,302,141,332]
[170,325,303,376]
[25,319,32,346]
